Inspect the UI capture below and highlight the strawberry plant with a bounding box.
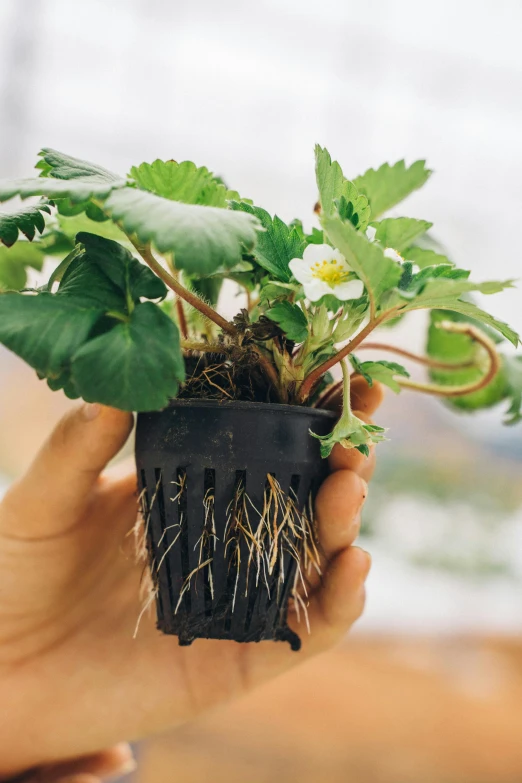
[0,146,519,648]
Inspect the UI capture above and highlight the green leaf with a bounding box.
[57,212,129,244]
[349,354,410,393]
[394,276,516,311]
[331,299,369,342]
[259,280,299,303]
[0,243,44,291]
[266,301,308,342]
[335,191,371,232]
[414,297,519,347]
[321,215,402,307]
[76,232,167,302]
[427,310,509,410]
[373,217,432,253]
[57,252,129,312]
[231,202,304,282]
[130,160,240,207]
[503,355,522,425]
[354,160,432,218]
[402,246,453,268]
[53,199,110,221]
[104,188,260,276]
[0,149,125,207]
[0,203,51,247]
[70,302,184,411]
[0,291,105,375]
[36,148,121,184]
[398,264,470,298]
[0,175,124,205]
[305,227,325,245]
[311,410,386,458]
[47,246,83,290]
[315,145,345,217]
[183,277,223,307]
[315,145,371,228]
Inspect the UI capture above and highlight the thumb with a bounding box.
[1,404,133,539]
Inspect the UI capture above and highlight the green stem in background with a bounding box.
[358,341,476,371]
[106,310,130,323]
[396,321,501,397]
[132,240,236,335]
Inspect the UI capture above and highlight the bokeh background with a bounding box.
[1,1,522,781]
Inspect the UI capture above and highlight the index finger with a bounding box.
[321,375,385,417]
[1,405,133,540]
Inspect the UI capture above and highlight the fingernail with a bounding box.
[82,403,102,421]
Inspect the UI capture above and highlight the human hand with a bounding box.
[3,743,136,783]
[0,378,383,777]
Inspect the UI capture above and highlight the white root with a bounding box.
[136,469,319,633]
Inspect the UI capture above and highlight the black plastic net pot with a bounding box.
[135,399,336,651]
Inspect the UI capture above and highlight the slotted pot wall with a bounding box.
[135,399,335,650]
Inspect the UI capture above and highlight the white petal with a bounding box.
[366,226,377,242]
[331,248,347,267]
[303,279,331,302]
[336,256,353,274]
[384,247,403,263]
[302,243,336,266]
[289,257,314,283]
[332,279,365,301]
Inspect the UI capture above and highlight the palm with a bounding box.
[0,387,380,773]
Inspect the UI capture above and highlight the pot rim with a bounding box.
[161,397,337,419]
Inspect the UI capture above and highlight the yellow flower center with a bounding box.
[311,258,350,288]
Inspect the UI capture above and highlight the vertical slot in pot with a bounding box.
[202,468,216,618]
[223,469,247,635]
[176,466,191,614]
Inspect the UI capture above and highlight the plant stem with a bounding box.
[132,240,236,335]
[106,310,130,323]
[298,310,392,402]
[181,340,226,353]
[358,342,476,370]
[396,322,501,397]
[368,292,376,322]
[164,258,189,339]
[252,345,284,402]
[340,358,352,415]
[176,299,189,339]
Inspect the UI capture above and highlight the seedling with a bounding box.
[0,147,519,647]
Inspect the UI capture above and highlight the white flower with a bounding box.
[365,225,377,242]
[289,244,364,302]
[366,226,404,263]
[383,247,403,263]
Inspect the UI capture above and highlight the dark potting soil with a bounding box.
[178,353,277,403]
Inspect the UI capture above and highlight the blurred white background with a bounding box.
[0,0,521,635]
